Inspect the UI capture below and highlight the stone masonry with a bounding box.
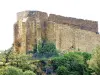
[14,10,100,54]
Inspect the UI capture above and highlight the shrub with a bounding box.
[82,52,91,66]
[64,52,84,64]
[51,52,91,74]
[69,71,80,75]
[82,52,91,61]
[4,66,23,75]
[23,70,36,75]
[89,46,100,75]
[57,66,69,75]
[9,53,34,72]
[34,41,58,58]
[0,67,5,75]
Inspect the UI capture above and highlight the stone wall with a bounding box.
[14,11,48,53]
[48,14,98,33]
[14,10,99,54]
[46,22,74,52]
[46,21,100,53]
[75,28,100,53]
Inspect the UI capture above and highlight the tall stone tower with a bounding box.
[14,10,100,54]
[14,11,48,53]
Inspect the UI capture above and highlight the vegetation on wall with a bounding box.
[32,41,59,58]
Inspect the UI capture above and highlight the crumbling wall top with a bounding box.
[48,14,98,33]
[17,10,98,33]
[17,10,48,20]
[48,14,98,25]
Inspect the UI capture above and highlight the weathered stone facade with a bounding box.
[14,10,99,54]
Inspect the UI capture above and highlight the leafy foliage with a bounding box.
[89,46,100,75]
[9,52,36,72]
[51,52,91,75]
[57,66,69,75]
[33,41,58,58]
[23,70,36,75]
[1,66,36,75]
[4,66,23,75]
[0,67,6,75]
[0,44,93,75]
[0,47,13,64]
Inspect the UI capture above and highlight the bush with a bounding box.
[57,66,69,75]
[89,46,100,75]
[82,52,91,66]
[82,52,91,61]
[23,70,36,75]
[0,67,5,75]
[34,41,58,58]
[4,66,23,75]
[69,71,80,75]
[64,52,84,64]
[51,52,91,75]
[9,53,34,72]
[2,66,36,75]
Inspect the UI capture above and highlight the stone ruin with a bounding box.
[13,10,99,53]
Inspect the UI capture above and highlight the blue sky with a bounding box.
[0,0,99,50]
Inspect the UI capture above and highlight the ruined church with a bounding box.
[14,10,100,53]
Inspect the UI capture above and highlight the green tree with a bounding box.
[4,66,23,75]
[51,52,91,75]
[1,47,13,64]
[89,46,100,75]
[57,66,69,75]
[23,70,36,75]
[9,52,35,72]
[2,66,36,75]
[34,41,58,58]
[0,67,5,75]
